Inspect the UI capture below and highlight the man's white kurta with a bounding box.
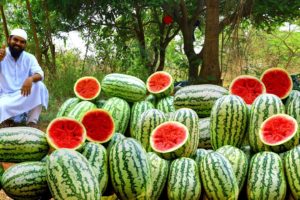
[0,48,49,123]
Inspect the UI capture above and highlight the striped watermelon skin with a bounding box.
[156,96,175,114]
[210,95,248,150]
[198,117,211,148]
[284,146,300,199]
[192,148,211,167]
[135,109,166,152]
[216,145,249,192]
[102,97,131,134]
[147,152,169,200]
[200,152,239,200]
[248,94,285,152]
[247,152,286,200]
[145,94,157,107]
[130,101,154,138]
[101,73,147,102]
[109,138,152,200]
[285,90,300,111]
[56,97,80,117]
[287,96,300,127]
[67,100,97,121]
[82,142,108,194]
[1,162,48,200]
[174,84,228,117]
[168,158,201,200]
[106,133,126,155]
[47,149,100,200]
[0,164,4,189]
[0,127,49,162]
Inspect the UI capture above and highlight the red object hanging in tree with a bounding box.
[163,15,173,25]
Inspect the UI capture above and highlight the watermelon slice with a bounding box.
[150,121,189,153]
[46,117,86,150]
[147,71,174,98]
[259,114,298,146]
[74,76,101,100]
[229,75,266,105]
[261,68,293,99]
[81,109,115,143]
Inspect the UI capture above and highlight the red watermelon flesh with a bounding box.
[259,114,298,146]
[150,121,188,153]
[81,109,115,143]
[261,68,293,99]
[147,72,172,93]
[74,76,101,100]
[47,117,86,150]
[229,75,266,105]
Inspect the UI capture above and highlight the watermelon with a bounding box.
[174,84,228,117]
[259,114,299,152]
[285,90,300,110]
[81,109,115,143]
[147,152,169,200]
[247,151,286,200]
[287,96,300,128]
[200,152,239,199]
[168,158,202,200]
[67,100,97,121]
[285,146,300,199]
[261,67,293,99]
[150,121,189,153]
[136,109,166,151]
[74,76,101,100]
[101,73,147,102]
[106,132,126,155]
[0,127,49,162]
[46,149,100,200]
[46,117,86,150]
[109,138,152,200]
[191,148,211,167]
[56,97,80,117]
[198,117,211,149]
[229,75,266,105]
[147,71,174,98]
[210,95,248,150]
[156,96,175,113]
[82,142,108,193]
[130,100,154,138]
[1,162,48,200]
[102,97,130,134]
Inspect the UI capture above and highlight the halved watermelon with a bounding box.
[74,76,101,100]
[150,121,189,153]
[259,114,298,146]
[46,117,86,150]
[81,109,115,143]
[261,68,293,99]
[229,75,266,105]
[147,71,174,98]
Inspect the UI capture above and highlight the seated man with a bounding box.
[0,28,49,128]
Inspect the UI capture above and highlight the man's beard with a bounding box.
[9,44,24,59]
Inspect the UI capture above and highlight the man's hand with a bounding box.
[21,77,33,96]
[0,44,6,61]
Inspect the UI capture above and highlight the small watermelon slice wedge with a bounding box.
[46,117,86,150]
[150,121,189,153]
[229,75,266,105]
[259,114,298,146]
[147,71,174,98]
[261,68,293,99]
[81,109,115,143]
[74,76,101,100]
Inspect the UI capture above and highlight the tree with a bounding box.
[0,1,9,41]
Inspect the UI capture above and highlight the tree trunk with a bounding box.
[25,0,42,65]
[42,0,56,73]
[0,4,9,41]
[199,0,221,85]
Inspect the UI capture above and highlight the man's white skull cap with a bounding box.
[10,29,28,41]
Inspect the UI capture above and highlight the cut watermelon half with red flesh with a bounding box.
[229,75,266,105]
[81,109,115,143]
[150,121,189,153]
[74,76,101,100]
[46,117,86,150]
[259,114,298,146]
[261,68,293,99]
[147,71,173,97]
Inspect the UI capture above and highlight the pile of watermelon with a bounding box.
[0,67,300,200]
